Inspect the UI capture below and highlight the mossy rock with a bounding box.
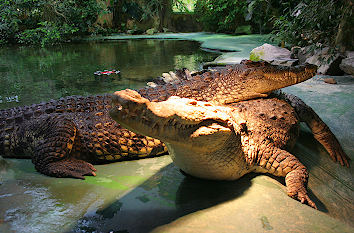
[146,28,158,35]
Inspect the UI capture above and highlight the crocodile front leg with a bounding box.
[26,116,96,179]
[243,138,316,208]
[259,147,316,208]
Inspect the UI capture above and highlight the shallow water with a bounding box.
[0,40,219,109]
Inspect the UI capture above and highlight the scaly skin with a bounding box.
[0,95,166,179]
[0,61,317,179]
[110,89,350,208]
[139,60,318,104]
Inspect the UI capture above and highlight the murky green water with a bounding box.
[0,40,218,109]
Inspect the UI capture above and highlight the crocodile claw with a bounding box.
[288,186,317,209]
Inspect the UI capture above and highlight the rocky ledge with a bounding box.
[248,44,353,77]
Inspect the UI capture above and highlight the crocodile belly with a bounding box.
[166,143,251,181]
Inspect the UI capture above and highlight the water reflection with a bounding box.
[0,40,219,109]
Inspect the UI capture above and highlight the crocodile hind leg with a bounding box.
[27,116,96,179]
[274,91,350,167]
[253,144,317,209]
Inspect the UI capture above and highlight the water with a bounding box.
[0,40,219,109]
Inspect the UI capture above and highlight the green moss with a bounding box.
[235,25,252,35]
[249,50,264,61]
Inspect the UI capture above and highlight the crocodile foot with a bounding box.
[287,183,317,209]
[41,158,97,179]
[285,169,317,209]
[327,143,350,167]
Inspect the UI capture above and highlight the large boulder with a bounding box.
[339,51,354,75]
[250,43,298,66]
[298,46,344,75]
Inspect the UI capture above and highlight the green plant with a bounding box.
[194,0,248,33]
[16,21,78,46]
[272,0,347,48]
[245,0,276,34]
[0,0,104,46]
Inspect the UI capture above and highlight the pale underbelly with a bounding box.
[167,144,252,181]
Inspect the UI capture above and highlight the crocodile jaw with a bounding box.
[110,89,233,146]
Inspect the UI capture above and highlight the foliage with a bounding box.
[16,21,78,47]
[194,0,276,33]
[194,0,248,33]
[134,0,192,19]
[245,0,277,34]
[0,0,105,46]
[173,0,196,12]
[272,0,349,48]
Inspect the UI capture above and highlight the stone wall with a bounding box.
[170,13,202,32]
[95,1,200,33]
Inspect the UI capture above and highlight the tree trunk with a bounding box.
[158,0,173,31]
[335,0,354,52]
[113,0,124,29]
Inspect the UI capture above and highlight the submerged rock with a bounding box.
[324,78,337,84]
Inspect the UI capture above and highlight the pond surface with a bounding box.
[0,40,219,109]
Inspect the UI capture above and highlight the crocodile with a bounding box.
[0,61,317,179]
[110,89,350,208]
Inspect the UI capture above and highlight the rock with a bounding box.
[290,46,301,59]
[298,46,344,75]
[339,51,354,75]
[267,59,299,66]
[345,51,354,58]
[126,29,141,35]
[162,27,170,33]
[250,43,297,66]
[250,43,291,61]
[146,28,158,35]
[324,78,337,84]
[0,156,9,171]
[297,47,308,64]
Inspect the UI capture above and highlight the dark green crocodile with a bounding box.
[110,89,350,209]
[0,60,317,179]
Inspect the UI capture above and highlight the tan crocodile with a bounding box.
[110,89,350,209]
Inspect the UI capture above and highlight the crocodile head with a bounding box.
[230,61,318,102]
[110,89,234,148]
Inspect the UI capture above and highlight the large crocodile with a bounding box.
[0,61,317,179]
[110,89,350,208]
